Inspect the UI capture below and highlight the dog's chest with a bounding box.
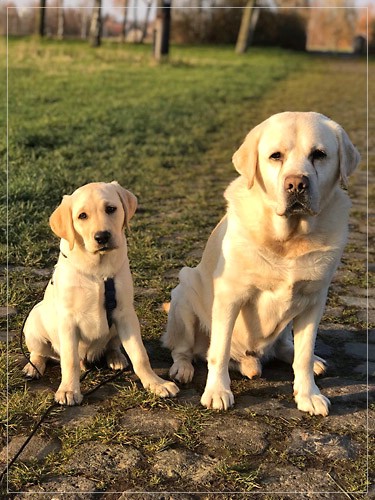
[69,281,111,339]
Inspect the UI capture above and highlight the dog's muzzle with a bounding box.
[284,175,315,216]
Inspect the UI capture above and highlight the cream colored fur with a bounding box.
[163,112,360,416]
[23,181,178,405]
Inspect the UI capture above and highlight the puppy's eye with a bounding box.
[270,152,282,161]
[78,212,88,220]
[105,206,117,215]
[311,149,326,161]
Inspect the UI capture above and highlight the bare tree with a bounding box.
[154,0,171,60]
[235,0,259,54]
[141,0,153,43]
[57,0,64,39]
[120,0,129,41]
[89,0,102,47]
[39,0,47,37]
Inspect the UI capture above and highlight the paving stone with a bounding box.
[66,443,143,480]
[200,415,269,457]
[56,403,100,428]
[0,306,17,318]
[152,448,218,484]
[13,476,99,498]
[0,330,17,342]
[0,435,61,465]
[259,464,343,494]
[287,429,357,460]
[358,309,375,324]
[119,407,180,437]
[354,362,375,377]
[340,296,374,309]
[344,342,375,361]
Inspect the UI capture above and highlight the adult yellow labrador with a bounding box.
[23,181,178,405]
[163,112,360,416]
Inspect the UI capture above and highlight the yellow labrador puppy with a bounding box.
[23,181,178,405]
[163,112,360,416]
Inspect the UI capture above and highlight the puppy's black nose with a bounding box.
[284,175,309,194]
[94,231,111,245]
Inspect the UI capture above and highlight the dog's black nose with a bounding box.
[284,175,309,194]
[94,231,111,245]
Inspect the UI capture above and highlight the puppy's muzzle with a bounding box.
[94,231,111,246]
[284,175,314,216]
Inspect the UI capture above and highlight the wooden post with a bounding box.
[89,0,102,47]
[39,0,47,38]
[154,0,171,61]
[235,0,256,54]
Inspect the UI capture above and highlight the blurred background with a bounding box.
[2,0,374,55]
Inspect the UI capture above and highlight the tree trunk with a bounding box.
[57,0,64,40]
[120,0,129,42]
[235,0,257,54]
[39,0,47,37]
[140,0,152,43]
[154,0,171,61]
[89,0,102,47]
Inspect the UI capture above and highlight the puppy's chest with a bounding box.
[69,282,111,338]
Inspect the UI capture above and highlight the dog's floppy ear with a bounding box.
[232,123,262,189]
[49,195,75,250]
[330,122,361,187]
[111,181,138,229]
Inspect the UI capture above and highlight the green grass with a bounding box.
[0,38,371,494]
[2,38,307,334]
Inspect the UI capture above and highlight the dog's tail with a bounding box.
[162,302,170,314]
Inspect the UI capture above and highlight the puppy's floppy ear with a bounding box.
[330,121,361,187]
[49,195,75,250]
[111,181,138,229]
[232,123,262,189]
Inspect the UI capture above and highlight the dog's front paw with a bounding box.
[294,384,330,416]
[169,360,194,384]
[144,377,180,398]
[55,387,83,406]
[201,386,234,411]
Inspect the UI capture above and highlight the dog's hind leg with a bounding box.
[163,292,196,384]
[105,334,129,371]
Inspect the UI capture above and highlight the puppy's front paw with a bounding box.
[23,360,45,379]
[169,360,194,384]
[55,387,83,406]
[144,376,179,398]
[201,387,234,411]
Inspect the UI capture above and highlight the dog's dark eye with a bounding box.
[311,149,326,161]
[105,206,117,215]
[78,212,88,220]
[270,152,282,160]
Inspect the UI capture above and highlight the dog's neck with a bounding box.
[59,239,127,280]
[225,177,347,257]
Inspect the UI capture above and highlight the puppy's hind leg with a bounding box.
[105,334,129,371]
[162,294,196,384]
[22,313,51,379]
